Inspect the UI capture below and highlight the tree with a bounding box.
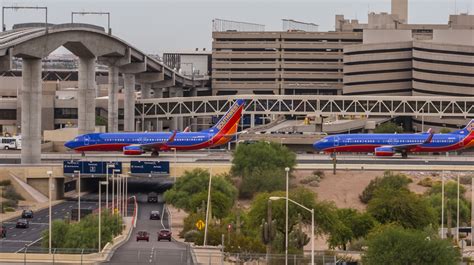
[231,141,296,199]
[367,188,436,230]
[439,127,451,134]
[247,188,338,253]
[164,168,237,219]
[327,208,377,250]
[42,211,122,249]
[427,181,471,226]
[363,225,460,265]
[359,171,412,204]
[374,121,403,133]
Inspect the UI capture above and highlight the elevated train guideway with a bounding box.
[136,95,474,118]
[0,23,207,164]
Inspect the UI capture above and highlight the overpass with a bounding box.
[0,23,206,164]
[136,95,474,123]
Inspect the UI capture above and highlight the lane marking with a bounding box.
[15,237,43,253]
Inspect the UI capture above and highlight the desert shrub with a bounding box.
[418,177,434,187]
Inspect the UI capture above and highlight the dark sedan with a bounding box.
[136,231,149,242]
[158,229,172,242]
[149,211,161,220]
[0,224,6,238]
[16,219,29,228]
[21,209,34,219]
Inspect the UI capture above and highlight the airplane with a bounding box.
[313,119,474,158]
[64,99,245,156]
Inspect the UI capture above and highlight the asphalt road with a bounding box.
[105,193,192,265]
[0,200,99,253]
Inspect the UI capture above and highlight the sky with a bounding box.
[1,0,472,55]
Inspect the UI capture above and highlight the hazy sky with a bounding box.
[1,0,472,54]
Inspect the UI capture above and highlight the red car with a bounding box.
[158,229,172,242]
[136,231,149,242]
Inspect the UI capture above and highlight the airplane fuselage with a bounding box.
[313,132,474,154]
[65,131,229,152]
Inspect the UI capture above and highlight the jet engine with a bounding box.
[123,145,144,155]
[374,146,395,157]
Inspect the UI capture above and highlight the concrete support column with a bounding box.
[190,88,198,131]
[152,87,163,131]
[250,114,255,128]
[169,89,178,130]
[175,89,184,131]
[78,57,96,135]
[141,84,152,131]
[21,58,42,164]
[123,74,136,132]
[108,65,120,132]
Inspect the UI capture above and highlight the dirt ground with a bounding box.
[293,169,473,211]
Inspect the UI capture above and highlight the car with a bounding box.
[158,229,172,242]
[0,224,6,238]
[16,219,29,229]
[149,211,161,220]
[21,210,33,219]
[136,231,149,242]
[147,192,158,203]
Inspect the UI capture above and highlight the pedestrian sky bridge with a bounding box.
[136,95,474,118]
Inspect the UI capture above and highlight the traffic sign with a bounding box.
[196,220,205,230]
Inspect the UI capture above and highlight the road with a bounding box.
[105,193,192,265]
[0,200,99,253]
[1,150,474,166]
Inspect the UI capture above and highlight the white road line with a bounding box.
[15,237,43,253]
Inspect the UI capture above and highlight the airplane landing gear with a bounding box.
[81,151,85,157]
[151,151,159,157]
[401,152,408,159]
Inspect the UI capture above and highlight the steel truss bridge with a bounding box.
[136,95,474,118]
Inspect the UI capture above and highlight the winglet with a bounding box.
[423,128,434,144]
[167,130,178,143]
[183,126,191,133]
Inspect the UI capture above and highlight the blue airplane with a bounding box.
[313,120,474,158]
[65,99,245,156]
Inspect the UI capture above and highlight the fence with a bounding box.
[0,247,345,265]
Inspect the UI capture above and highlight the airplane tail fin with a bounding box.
[209,99,245,133]
[453,119,474,134]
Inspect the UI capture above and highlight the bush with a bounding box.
[363,225,460,265]
[374,122,403,133]
[183,230,200,242]
[459,175,472,185]
[3,185,24,201]
[300,175,321,185]
[418,177,434,187]
[0,179,11,186]
[359,171,411,204]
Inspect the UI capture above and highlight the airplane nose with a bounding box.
[64,140,74,149]
[313,141,322,151]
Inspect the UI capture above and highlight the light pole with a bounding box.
[441,174,445,239]
[204,168,212,246]
[457,174,460,243]
[74,170,81,222]
[285,167,290,265]
[114,169,120,215]
[46,170,53,254]
[269,196,314,265]
[106,164,114,210]
[98,181,107,252]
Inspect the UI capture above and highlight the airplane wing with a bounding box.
[389,128,434,152]
[139,131,178,151]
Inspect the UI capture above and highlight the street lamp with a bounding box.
[98,181,107,252]
[204,168,213,246]
[74,170,81,222]
[285,167,290,265]
[113,169,120,215]
[269,196,315,265]
[106,163,115,210]
[46,170,53,254]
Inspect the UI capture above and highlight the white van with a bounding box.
[0,137,21,150]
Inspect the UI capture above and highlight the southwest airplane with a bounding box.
[313,120,474,158]
[65,99,245,156]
